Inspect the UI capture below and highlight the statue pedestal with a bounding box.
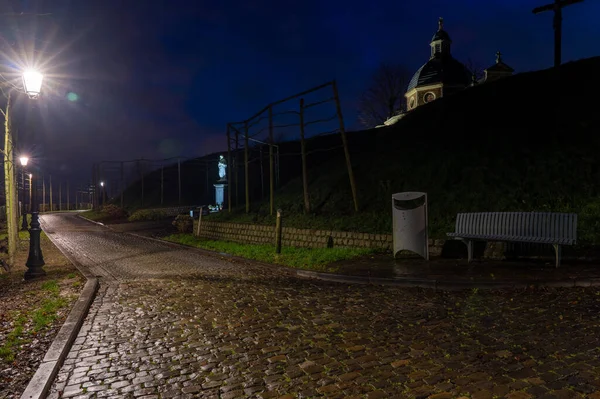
[214,182,227,208]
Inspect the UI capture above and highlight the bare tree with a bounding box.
[464,58,484,82]
[358,63,411,128]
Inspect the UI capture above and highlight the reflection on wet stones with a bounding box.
[40,214,600,398]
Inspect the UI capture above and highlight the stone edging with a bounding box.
[20,218,100,399]
[295,270,600,290]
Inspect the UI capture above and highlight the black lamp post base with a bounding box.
[24,267,46,280]
[24,211,45,280]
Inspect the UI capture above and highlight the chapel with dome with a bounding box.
[404,18,514,112]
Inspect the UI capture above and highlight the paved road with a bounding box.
[45,213,600,399]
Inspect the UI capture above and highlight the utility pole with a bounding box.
[49,175,53,212]
[178,158,182,205]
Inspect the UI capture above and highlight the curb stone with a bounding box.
[20,217,100,399]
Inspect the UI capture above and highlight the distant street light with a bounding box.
[22,69,45,280]
[19,156,29,231]
[100,181,106,205]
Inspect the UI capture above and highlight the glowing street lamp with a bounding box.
[22,69,43,99]
[23,69,45,280]
[19,156,29,166]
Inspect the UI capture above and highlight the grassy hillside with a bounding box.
[209,57,600,244]
[119,57,600,244]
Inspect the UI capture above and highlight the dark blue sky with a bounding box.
[5,0,600,187]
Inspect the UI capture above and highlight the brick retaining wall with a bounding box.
[193,220,445,255]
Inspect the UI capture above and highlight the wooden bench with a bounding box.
[447,212,577,267]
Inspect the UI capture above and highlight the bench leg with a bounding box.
[552,244,562,268]
[462,240,474,263]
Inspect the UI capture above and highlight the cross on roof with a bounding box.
[532,0,584,67]
[496,51,502,63]
[438,17,443,30]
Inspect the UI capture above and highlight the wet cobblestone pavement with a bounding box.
[44,213,600,398]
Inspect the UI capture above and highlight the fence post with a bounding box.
[244,120,250,213]
[49,175,53,212]
[235,129,239,207]
[178,157,182,205]
[196,209,202,237]
[332,80,359,212]
[120,161,124,209]
[299,98,310,214]
[160,164,164,206]
[275,209,282,254]
[42,175,45,212]
[268,106,274,216]
[227,125,232,212]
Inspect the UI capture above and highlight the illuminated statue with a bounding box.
[218,155,227,180]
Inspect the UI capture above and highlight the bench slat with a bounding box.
[449,212,577,245]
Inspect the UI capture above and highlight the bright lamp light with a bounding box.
[22,69,43,99]
[28,173,32,178]
[100,181,104,187]
[19,156,29,166]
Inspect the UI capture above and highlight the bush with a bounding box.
[128,209,168,222]
[100,205,128,221]
[172,215,193,234]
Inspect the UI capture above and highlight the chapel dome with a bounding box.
[407,56,472,91]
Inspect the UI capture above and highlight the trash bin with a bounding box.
[392,192,429,260]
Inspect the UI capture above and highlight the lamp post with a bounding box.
[23,69,45,280]
[28,174,32,213]
[19,156,29,230]
[100,181,105,205]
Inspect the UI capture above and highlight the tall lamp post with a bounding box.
[100,181,105,205]
[19,156,29,230]
[28,174,32,214]
[23,69,45,280]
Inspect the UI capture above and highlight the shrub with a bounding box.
[128,209,168,222]
[100,205,128,221]
[172,215,193,234]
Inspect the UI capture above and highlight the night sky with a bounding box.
[3,0,600,189]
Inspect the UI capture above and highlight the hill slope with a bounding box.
[206,57,600,244]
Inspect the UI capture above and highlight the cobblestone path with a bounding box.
[45,213,600,399]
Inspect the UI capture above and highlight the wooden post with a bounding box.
[178,157,182,205]
[275,209,282,254]
[140,159,144,208]
[299,98,310,214]
[120,161,124,209]
[42,176,45,212]
[160,164,164,206]
[244,120,250,213]
[235,129,239,207]
[205,161,209,201]
[196,208,203,237]
[49,175,53,212]
[268,106,274,216]
[227,126,232,212]
[259,145,264,198]
[332,80,359,212]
